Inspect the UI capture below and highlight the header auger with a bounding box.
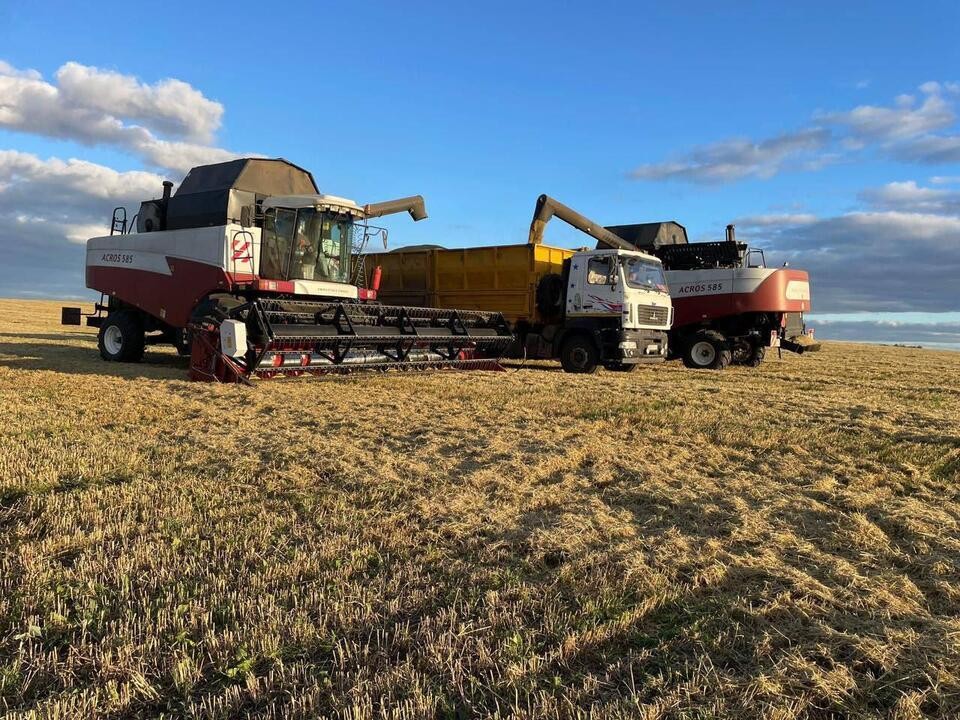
[189,298,509,383]
[63,158,512,381]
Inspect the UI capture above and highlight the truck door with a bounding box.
[566,255,622,316]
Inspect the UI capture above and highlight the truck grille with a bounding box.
[636,304,669,325]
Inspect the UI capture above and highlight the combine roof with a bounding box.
[166,158,319,231]
[604,222,689,250]
[175,158,318,196]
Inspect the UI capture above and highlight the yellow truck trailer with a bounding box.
[363,195,673,373]
[362,242,574,325]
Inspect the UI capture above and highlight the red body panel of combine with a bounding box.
[669,267,812,327]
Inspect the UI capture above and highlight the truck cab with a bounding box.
[557,248,671,371]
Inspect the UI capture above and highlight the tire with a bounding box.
[605,361,638,372]
[172,328,192,356]
[535,274,565,318]
[682,330,731,370]
[560,335,600,374]
[732,342,765,367]
[98,311,145,362]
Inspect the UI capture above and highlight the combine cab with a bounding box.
[605,221,819,369]
[64,158,511,381]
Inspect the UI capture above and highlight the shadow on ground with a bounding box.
[0,340,187,381]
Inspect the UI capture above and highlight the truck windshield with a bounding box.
[623,257,668,293]
[262,207,354,283]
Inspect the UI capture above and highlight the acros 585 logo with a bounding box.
[676,282,723,294]
[101,253,133,264]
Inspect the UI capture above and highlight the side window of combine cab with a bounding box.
[260,208,296,279]
[587,256,612,285]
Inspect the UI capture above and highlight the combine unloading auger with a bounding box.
[188,298,511,383]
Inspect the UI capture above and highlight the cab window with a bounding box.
[587,256,613,284]
[260,208,296,279]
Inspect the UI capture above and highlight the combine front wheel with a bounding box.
[682,331,731,370]
[98,311,145,362]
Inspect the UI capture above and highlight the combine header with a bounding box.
[64,158,511,381]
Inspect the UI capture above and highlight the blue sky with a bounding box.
[1,1,958,344]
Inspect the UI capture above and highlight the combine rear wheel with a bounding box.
[732,340,765,367]
[560,335,599,374]
[98,311,145,362]
[682,330,731,370]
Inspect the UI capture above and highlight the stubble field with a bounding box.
[1,298,960,719]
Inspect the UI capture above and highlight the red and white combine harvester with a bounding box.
[604,222,819,369]
[62,158,511,381]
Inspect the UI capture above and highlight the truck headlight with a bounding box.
[618,341,637,349]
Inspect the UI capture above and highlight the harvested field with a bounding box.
[2,298,960,719]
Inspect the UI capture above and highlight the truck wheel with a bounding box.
[560,335,599,374]
[98,311,145,362]
[682,331,731,370]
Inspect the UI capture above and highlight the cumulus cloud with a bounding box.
[751,210,960,313]
[629,128,830,183]
[858,180,960,215]
[890,134,960,164]
[0,60,243,174]
[733,213,818,227]
[55,62,222,143]
[816,83,955,141]
[0,151,167,295]
[630,81,960,184]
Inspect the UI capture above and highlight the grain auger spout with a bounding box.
[63,158,512,382]
[528,194,637,251]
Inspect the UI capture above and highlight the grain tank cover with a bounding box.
[603,222,689,251]
[165,158,319,231]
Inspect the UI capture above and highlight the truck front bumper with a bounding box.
[617,329,669,364]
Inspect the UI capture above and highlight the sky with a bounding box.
[1,0,958,346]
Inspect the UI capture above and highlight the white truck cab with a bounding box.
[554,248,671,371]
[566,249,672,329]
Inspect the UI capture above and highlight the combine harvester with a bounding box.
[365,195,673,373]
[62,158,512,381]
[604,221,819,369]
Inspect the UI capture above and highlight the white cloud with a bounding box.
[750,210,960,312]
[733,213,819,227]
[0,60,41,80]
[0,151,164,252]
[629,128,830,183]
[817,82,955,141]
[631,81,960,184]
[55,62,222,143]
[858,180,960,215]
[891,134,960,164]
[0,151,173,297]
[0,60,244,174]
